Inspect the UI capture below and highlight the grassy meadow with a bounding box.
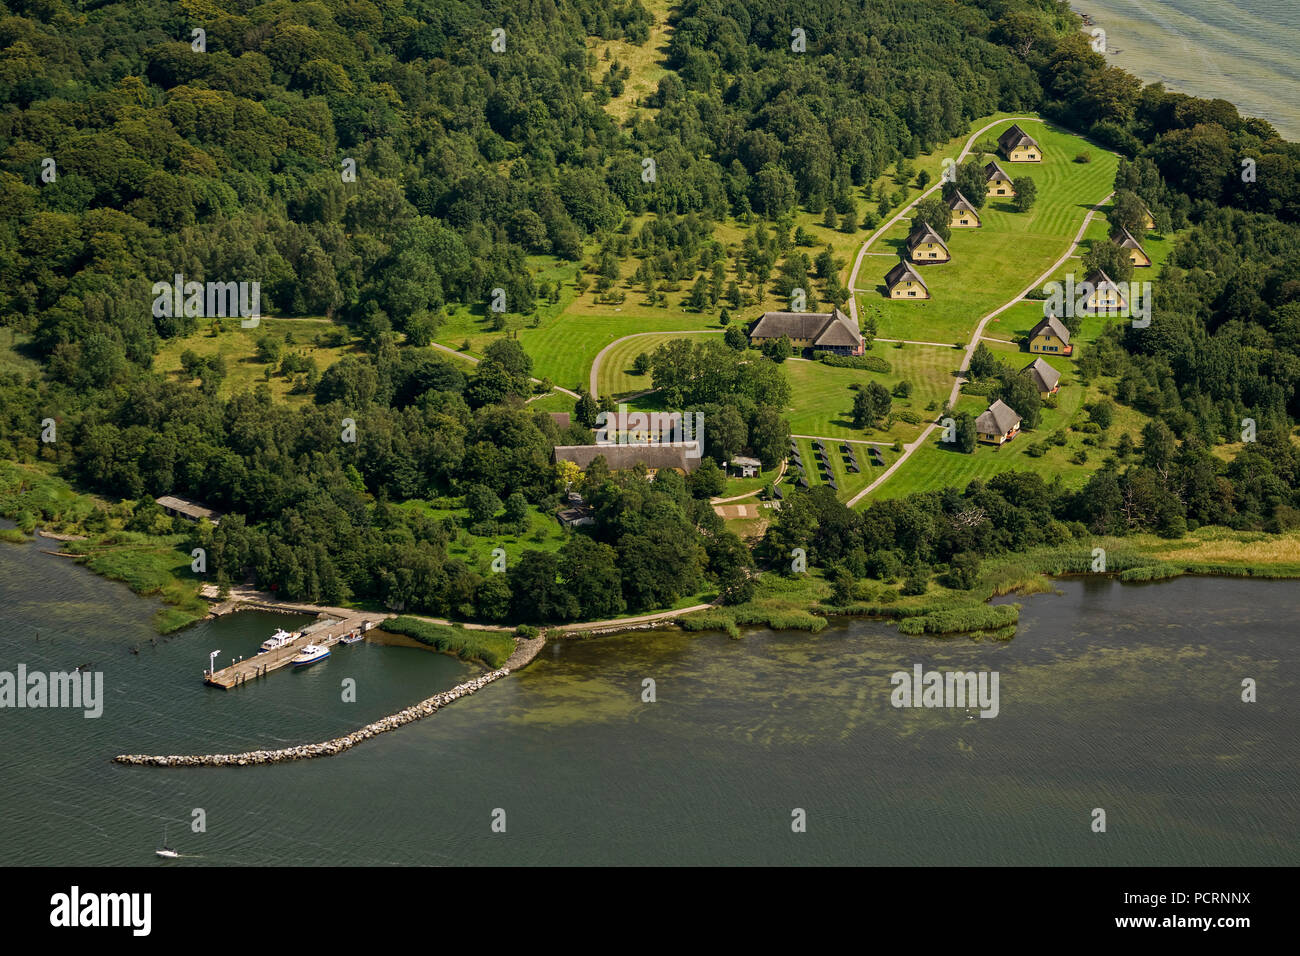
[855,119,1120,344]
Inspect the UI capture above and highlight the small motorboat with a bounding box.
[340,630,364,645]
[291,643,330,667]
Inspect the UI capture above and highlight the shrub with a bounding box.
[820,353,891,373]
[897,603,1018,635]
[385,616,516,668]
[901,563,929,595]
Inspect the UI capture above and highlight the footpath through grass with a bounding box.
[856,119,1119,345]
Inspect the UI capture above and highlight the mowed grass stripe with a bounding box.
[516,314,718,392]
[596,331,722,397]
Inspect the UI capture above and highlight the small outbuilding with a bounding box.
[156,495,222,526]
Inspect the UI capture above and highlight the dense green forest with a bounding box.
[1,0,1298,623]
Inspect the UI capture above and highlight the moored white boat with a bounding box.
[259,628,297,653]
[291,643,330,666]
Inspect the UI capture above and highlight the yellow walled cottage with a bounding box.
[985,160,1015,198]
[1139,201,1156,231]
[976,399,1022,445]
[1111,226,1151,267]
[998,124,1041,162]
[946,190,981,228]
[1028,314,1073,356]
[884,261,930,299]
[1083,269,1127,312]
[906,221,950,264]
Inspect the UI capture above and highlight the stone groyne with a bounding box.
[114,636,546,768]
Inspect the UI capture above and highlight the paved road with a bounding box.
[875,337,963,348]
[846,116,1039,311]
[790,433,894,446]
[430,341,581,399]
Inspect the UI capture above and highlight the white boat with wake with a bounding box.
[156,825,179,859]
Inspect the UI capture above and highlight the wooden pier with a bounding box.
[204,612,386,689]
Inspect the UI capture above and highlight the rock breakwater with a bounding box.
[114,635,546,768]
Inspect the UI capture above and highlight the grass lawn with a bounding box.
[519,312,720,394]
[787,436,888,503]
[781,354,951,445]
[586,0,675,123]
[153,317,359,403]
[390,500,570,570]
[870,334,1155,500]
[713,461,783,500]
[855,119,1119,345]
[526,390,580,412]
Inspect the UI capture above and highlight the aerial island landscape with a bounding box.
[0,0,1295,903]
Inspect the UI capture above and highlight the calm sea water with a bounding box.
[0,533,1296,865]
[1072,0,1300,139]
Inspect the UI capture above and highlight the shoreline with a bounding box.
[6,522,1298,646]
[1068,0,1299,140]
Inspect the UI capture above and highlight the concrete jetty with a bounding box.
[204,611,385,689]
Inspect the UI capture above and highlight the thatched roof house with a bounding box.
[748,308,864,356]
[553,442,702,474]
